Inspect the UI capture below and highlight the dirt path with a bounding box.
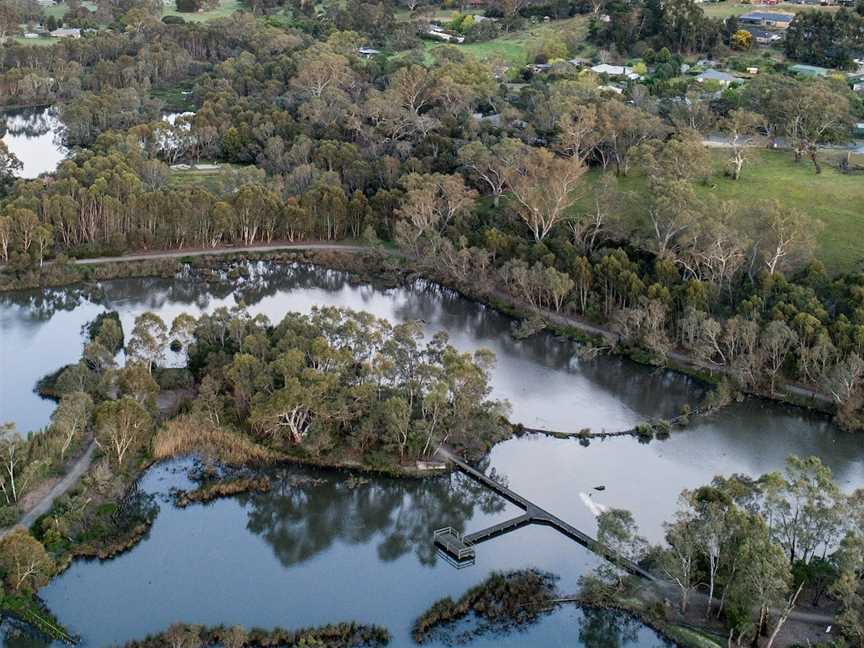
[70,241,371,265]
[0,440,97,540]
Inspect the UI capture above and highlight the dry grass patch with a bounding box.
[153,416,282,465]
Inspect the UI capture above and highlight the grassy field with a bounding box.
[41,0,98,19]
[14,35,56,46]
[169,163,246,192]
[422,15,590,66]
[700,0,839,18]
[161,0,243,22]
[579,149,864,274]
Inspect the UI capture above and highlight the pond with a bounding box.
[1,262,862,647]
[1,107,67,179]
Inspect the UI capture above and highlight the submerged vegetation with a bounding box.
[412,570,558,643]
[122,621,390,648]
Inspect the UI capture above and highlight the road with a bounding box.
[0,440,97,540]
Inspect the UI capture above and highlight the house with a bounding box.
[590,64,642,80]
[743,26,782,45]
[695,68,737,86]
[50,28,82,38]
[357,47,380,59]
[422,25,465,44]
[854,123,864,137]
[789,63,829,77]
[738,11,795,28]
[23,32,41,39]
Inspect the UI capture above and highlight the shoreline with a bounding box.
[0,243,838,422]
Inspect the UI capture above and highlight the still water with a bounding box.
[1,108,67,179]
[1,262,861,647]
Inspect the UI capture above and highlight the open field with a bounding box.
[422,15,590,65]
[41,1,98,19]
[161,0,243,22]
[13,36,55,46]
[578,149,864,274]
[168,163,245,192]
[700,0,840,18]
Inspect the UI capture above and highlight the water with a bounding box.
[32,459,671,648]
[1,262,862,647]
[0,263,698,435]
[1,108,67,179]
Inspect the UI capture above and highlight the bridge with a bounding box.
[433,446,657,582]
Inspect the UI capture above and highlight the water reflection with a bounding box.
[0,262,700,433]
[244,461,506,568]
[1,108,67,179]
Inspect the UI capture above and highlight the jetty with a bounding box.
[433,446,657,582]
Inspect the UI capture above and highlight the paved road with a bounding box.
[0,440,96,540]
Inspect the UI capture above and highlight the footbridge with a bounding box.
[433,446,657,582]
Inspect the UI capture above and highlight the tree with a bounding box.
[0,529,55,594]
[395,173,477,250]
[594,509,647,592]
[94,397,151,467]
[50,391,94,461]
[661,503,700,612]
[503,148,586,242]
[127,312,168,373]
[730,29,752,50]
[457,138,525,207]
[725,516,791,643]
[760,320,797,395]
[832,532,864,647]
[0,141,22,196]
[595,100,667,176]
[721,110,764,180]
[0,423,23,504]
[782,80,852,173]
[754,201,817,276]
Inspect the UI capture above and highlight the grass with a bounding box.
[161,0,243,22]
[700,0,840,17]
[154,416,284,465]
[41,0,97,19]
[578,148,864,274]
[422,15,590,66]
[150,82,197,111]
[168,162,244,192]
[14,35,55,46]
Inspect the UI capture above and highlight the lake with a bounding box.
[1,262,861,647]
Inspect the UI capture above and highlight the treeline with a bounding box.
[587,456,864,646]
[0,13,298,108]
[785,7,864,70]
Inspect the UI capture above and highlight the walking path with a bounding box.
[0,440,97,540]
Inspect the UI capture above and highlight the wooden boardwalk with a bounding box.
[434,447,657,582]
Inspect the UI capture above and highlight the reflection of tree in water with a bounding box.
[0,285,102,322]
[241,462,507,569]
[577,608,645,648]
[4,108,57,139]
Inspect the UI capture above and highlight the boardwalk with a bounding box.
[434,446,657,582]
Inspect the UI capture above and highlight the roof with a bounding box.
[789,63,829,76]
[590,64,642,80]
[739,11,794,21]
[697,68,736,83]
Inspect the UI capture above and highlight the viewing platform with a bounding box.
[433,446,657,582]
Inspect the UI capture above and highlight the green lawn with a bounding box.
[41,1,97,19]
[701,0,839,18]
[423,15,590,66]
[580,149,864,274]
[169,163,246,192]
[161,0,243,22]
[14,35,56,46]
